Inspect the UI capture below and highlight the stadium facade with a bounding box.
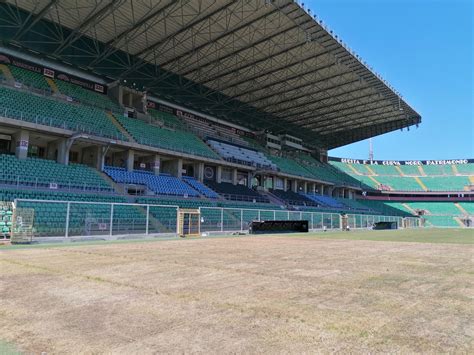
[0,0,471,241]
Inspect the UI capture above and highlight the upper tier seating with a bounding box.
[406,202,461,215]
[399,165,422,176]
[296,155,365,187]
[421,165,453,176]
[375,176,424,191]
[9,65,51,91]
[205,181,269,203]
[208,140,276,169]
[182,176,219,199]
[456,164,474,175]
[54,79,121,112]
[116,115,220,159]
[104,167,199,197]
[368,165,400,176]
[0,86,127,140]
[420,176,470,191]
[148,109,185,129]
[268,155,314,179]
[0,154,113,191]
[270,189,317,207]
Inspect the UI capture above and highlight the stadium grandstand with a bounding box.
[0,0,471,241]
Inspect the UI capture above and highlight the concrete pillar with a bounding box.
[232,168,238,185]
[247,171,254,188]
[303,181,308,194]
[57,139,70,165]
[283,178,288,191]
[168,158,182,178]
[311,183,316,194]
[153,155,161,176]
[320,184,325,195]
[46,140,57,161]
[216,166,222,183]
[14,130,29,160]
[126,149,134,172]
[291,180,298,193]
[197,162,204,182]
[96,146,105,171]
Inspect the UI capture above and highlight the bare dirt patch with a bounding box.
[1,235,473,353]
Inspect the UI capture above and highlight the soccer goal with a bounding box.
[177,209,201,237]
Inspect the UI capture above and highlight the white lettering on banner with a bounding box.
[335,158,470,165]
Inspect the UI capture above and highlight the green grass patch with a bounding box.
[281,228,474,244]
[0,340,21,355]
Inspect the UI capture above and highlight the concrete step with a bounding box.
[106,112,136,143]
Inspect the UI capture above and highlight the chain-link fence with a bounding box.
[13,199,178,239]
[12,199,424,240]
[199,207,419,233]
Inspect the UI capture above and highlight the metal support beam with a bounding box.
[53,0,123,55]
[279,94,389,122]
[232,62,338,100]
[217,49,333,92]
[159,3,297,69]
[267,85,373,118]
[88,1,180,67]
[119,0,240,79]
[13,0,59,41]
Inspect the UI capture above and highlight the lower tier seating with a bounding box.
[0,154,113,191]
[205,181,269,203]
[270,189,317,207]
[182,176,219,198]
[104,167,200,197]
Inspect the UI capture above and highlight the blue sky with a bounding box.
[305,0,473,160]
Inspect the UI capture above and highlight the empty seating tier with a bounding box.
[104,167,200,197]
[116,115,220,159]
[54,79,121,112]
[183,176,219,198]
[0,154,113,191]
[148,109,185,129]
[205,181,268,203]
[270,189,317,207]
[0,86,127,140]
[208,140,276,169]
[9,65,51,91]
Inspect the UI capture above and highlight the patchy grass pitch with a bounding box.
[0,229,472,353]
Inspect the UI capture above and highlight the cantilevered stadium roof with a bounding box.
[0,0,421,149]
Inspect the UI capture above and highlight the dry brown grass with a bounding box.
[0,235,473,353]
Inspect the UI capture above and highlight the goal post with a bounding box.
[10,203,35,244]
[177,209,201,237]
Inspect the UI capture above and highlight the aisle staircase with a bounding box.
[414,177,428,191]
[0,64,14,81]
[451,165,459,175]
[106,112,136,143]
[347,164,362,175]
[45,77,59,93]
[395,166,405,176]
[417,166,427,176]
[454,203,468,215]
[365,165,376,175]
[402,203,417,215]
